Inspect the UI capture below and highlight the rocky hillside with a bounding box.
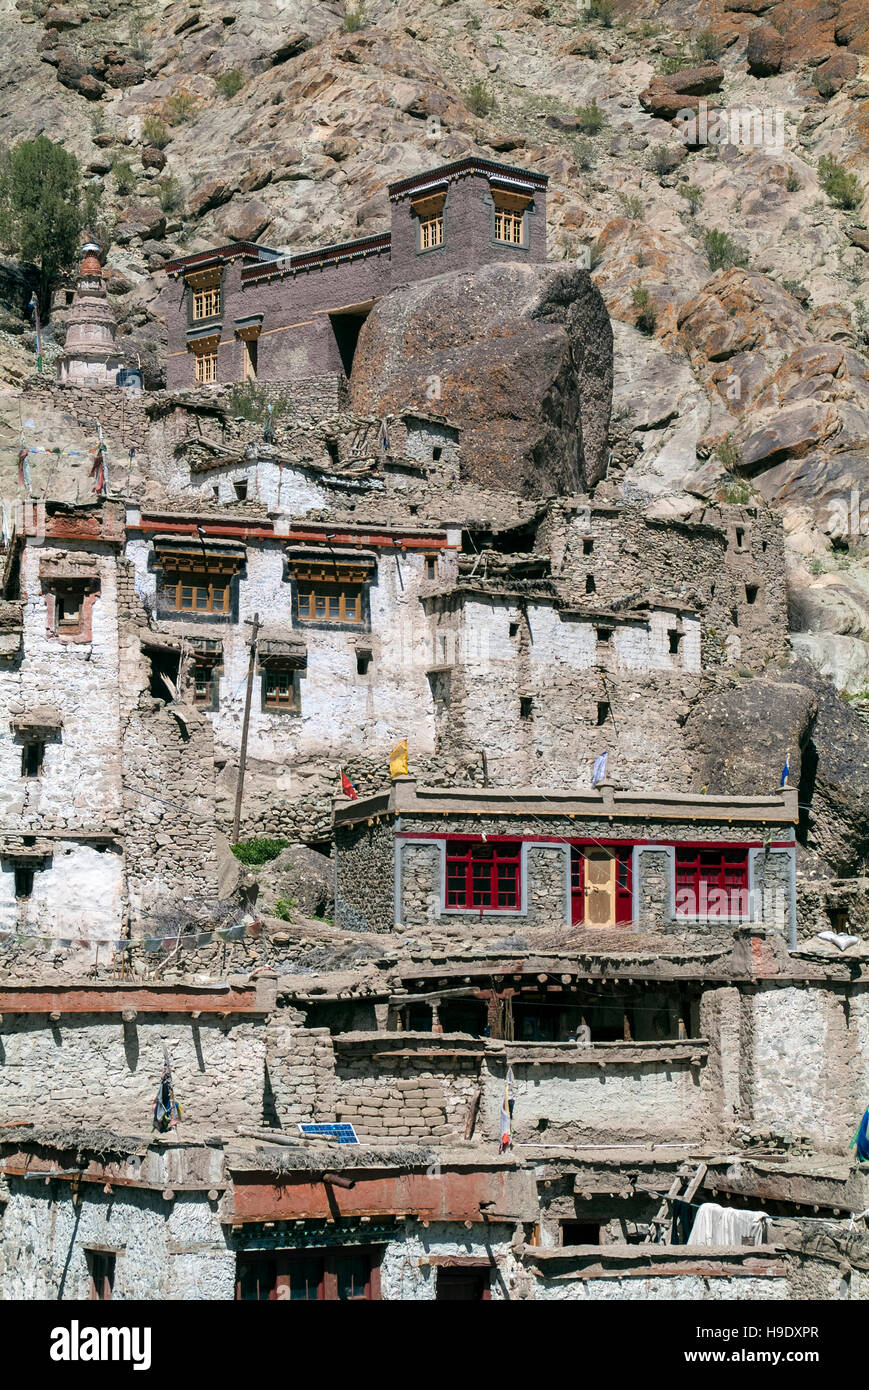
[0,0,868,683]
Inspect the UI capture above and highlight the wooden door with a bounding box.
[584,849,616,926]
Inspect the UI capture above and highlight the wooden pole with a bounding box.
[232,612,260,843]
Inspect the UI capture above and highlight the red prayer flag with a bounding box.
[341,771,358,800]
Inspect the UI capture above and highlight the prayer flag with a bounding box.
[341,769,358,799]
[498,1067,515,1153]
[850,1106,869,1161]
[592,751,607,787]
[389,738,408,779]
[152,1049,182,1132]
[780,754,790,788]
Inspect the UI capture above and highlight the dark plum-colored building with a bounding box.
[164,156,548,390]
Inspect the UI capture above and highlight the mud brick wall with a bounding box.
[265,1022,336,1125]
[332,1036,482,1140]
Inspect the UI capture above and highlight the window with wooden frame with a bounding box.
[163,574,229,614]
[192,657,220,708]
[445,839,521,911]
[261,665,300,713]
[297,584,362,624]
[235,1248,381,1301]
[56,587,83,629]
[195,351,218,384]
[492,189,530,245]
[192,287,220,321]
[413,192,446,251]
[86,1250,115,1301]
[674,847,749,918]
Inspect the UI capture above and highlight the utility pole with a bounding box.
[232,611,260,843]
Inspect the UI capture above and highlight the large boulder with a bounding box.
[350,263,613,495]
[747,24,785,76]
[254,844,333,920]
[683,661,869,874]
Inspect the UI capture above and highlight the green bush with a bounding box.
[678,183,704,216]
[817,155,862,210]
[716,434,743,473]
[576,100,605,135]
[272,895,297,921]
[143,116,170,150]
[785,170,802,193]
[466,80,495,116]
[704,227,749,271]
[157,176,184,213]
[587,0,614,26]
[112,158,136,195]
[573,136,596,171]
[343,5,366,32]
[163,92,197,126]
[618,191,644,220]
[215,69,244,98]
[231,837,288,866]
[632,284,657,334]
[694,28,723,61]
[227,381,292,427]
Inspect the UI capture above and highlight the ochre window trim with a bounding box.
[195,351,218,384]
[192,287,221,321]
[297,583,363,625]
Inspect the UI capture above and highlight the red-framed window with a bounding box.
[236,1247,381,1301]
[674,848,749,917]
[570,845,633,925]
[445,840,521,910]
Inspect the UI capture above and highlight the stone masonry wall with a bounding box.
[332,1037,481,1140]
[0,1014,267,1130]
[334,819,395,933]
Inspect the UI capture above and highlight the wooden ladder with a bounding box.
[645,1161,707,1243]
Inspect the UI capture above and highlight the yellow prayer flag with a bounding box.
[389,738,408,779]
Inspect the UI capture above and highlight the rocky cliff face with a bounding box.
[0,0,867,676]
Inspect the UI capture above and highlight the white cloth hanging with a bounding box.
[687,1202,769,1247]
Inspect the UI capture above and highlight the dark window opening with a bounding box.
[262,667,298,712]
[731,607,739,628]
[21,742,44,778]
[233,479,248,502]
[561,1221,600,1246]
[432,446,442,461]
[509,621,519,637]
[828,907,849,932]
[325,439,340,468]
[330,311,369,378]
[212,485,220,501]
[520,696,533,718]
[192,661,218,708]
[745,583,759,604]
[87,1251,115,1301]
[596,701,609,726]
[461,522,537,554]
[585,574,596,594]
[596,627,612,645]
[668,630,682,654]
[237,1248,379,1300]
[146,646,181,701]
[735,527,745,548]
[436,1267,491,1301]
[438,999,488,1035]
[425,555,438,580]
[356,652,371,675]
[14,865,34,900]
[583,537,594,556]
[56,589,83,627]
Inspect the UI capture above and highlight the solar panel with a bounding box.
[298,1122,359,1145]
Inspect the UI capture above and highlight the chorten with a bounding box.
[57,242,122,387]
